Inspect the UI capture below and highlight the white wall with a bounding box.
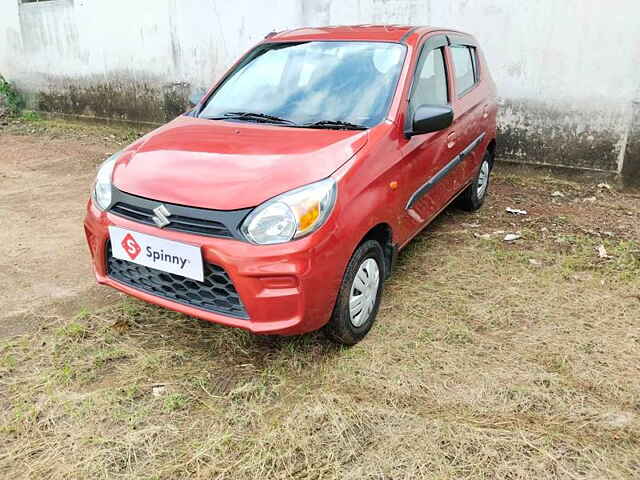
[1,0,639,173]
[2,0,303,93]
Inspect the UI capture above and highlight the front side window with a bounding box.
[450,45,477,96]
[411,48,448,106]
[199,41,406,128]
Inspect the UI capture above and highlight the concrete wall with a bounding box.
[1,0,639,178]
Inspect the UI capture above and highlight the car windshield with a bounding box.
[198,41,406,129]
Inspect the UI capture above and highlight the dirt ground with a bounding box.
[1,117,639,479]
[0,119,146,337]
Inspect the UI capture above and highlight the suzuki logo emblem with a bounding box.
[152,204,172,228]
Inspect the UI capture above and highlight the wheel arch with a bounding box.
[486,138,497,166]
[358,223,396,279]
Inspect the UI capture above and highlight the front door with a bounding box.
[399,36,456,228]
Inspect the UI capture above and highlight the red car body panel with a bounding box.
[113,117,369,210]
[84,25,497,335]
[272,25,415,43]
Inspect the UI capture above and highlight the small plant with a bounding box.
[163,393,188,412]
[56,322,88,340]
[55,363,76,385]
[0,74,25,116]
[1,353,17,370]
[73,308,92,321]
[21,110,41,121]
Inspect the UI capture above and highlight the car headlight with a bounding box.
[242,178,337,245]
[92,153,118,211]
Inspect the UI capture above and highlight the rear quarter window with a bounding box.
[450,45,477,96]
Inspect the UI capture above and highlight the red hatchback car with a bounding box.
[84,25,497,344]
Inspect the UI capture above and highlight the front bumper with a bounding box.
[84,199,346,335]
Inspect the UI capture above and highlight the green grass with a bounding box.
[20,110,41,121]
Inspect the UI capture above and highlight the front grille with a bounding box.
[106,243,248,319]
[108,188,252,240]
[111,202,232,237]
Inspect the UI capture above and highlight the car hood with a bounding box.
[112,116,368,210]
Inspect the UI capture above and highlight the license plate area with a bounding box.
[108,226,204,281]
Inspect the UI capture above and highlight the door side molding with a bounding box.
[406,132,486,210]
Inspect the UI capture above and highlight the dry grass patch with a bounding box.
[0,114,152,146]
[1,168,639,479]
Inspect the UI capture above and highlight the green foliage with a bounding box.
[0,74,25,115]
[56,322,88,340]
[21,110,41,121]
[163,393,188,412]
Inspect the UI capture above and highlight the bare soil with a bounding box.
[1,117,639,479]
[0,119,146,336]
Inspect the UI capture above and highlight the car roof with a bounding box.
[267,25,460,43]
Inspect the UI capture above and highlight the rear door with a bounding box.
[446,36,487,188]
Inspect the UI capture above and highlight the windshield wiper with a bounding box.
[302,120,367,130]
[204,111,296,125]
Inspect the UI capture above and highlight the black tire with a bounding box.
[457,151,493,211]
[325,240,385,345]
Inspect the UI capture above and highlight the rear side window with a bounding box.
[450,45,477,96]
[411,48,448,106]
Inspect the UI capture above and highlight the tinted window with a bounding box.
[199,41,406,128]
[450,45,476,95]
[412,48,448,106]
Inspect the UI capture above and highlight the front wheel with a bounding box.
[325,240,385,345]
[457,151,492,211]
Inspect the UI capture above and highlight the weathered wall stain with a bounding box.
[621,100,640,185]
[163,82,191,120]
[498,100,627,172]
[37,75,191,123]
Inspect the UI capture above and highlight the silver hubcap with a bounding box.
[349,258,380,327]
[477,160,490,199]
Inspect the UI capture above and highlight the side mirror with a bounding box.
[406,104,453,137]
[188,88,207,108]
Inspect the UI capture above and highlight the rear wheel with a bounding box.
[457,151,492,211]
[325,240,385,345]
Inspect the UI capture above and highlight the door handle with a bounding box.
[447,132,457,149]
[482,104,489,119]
